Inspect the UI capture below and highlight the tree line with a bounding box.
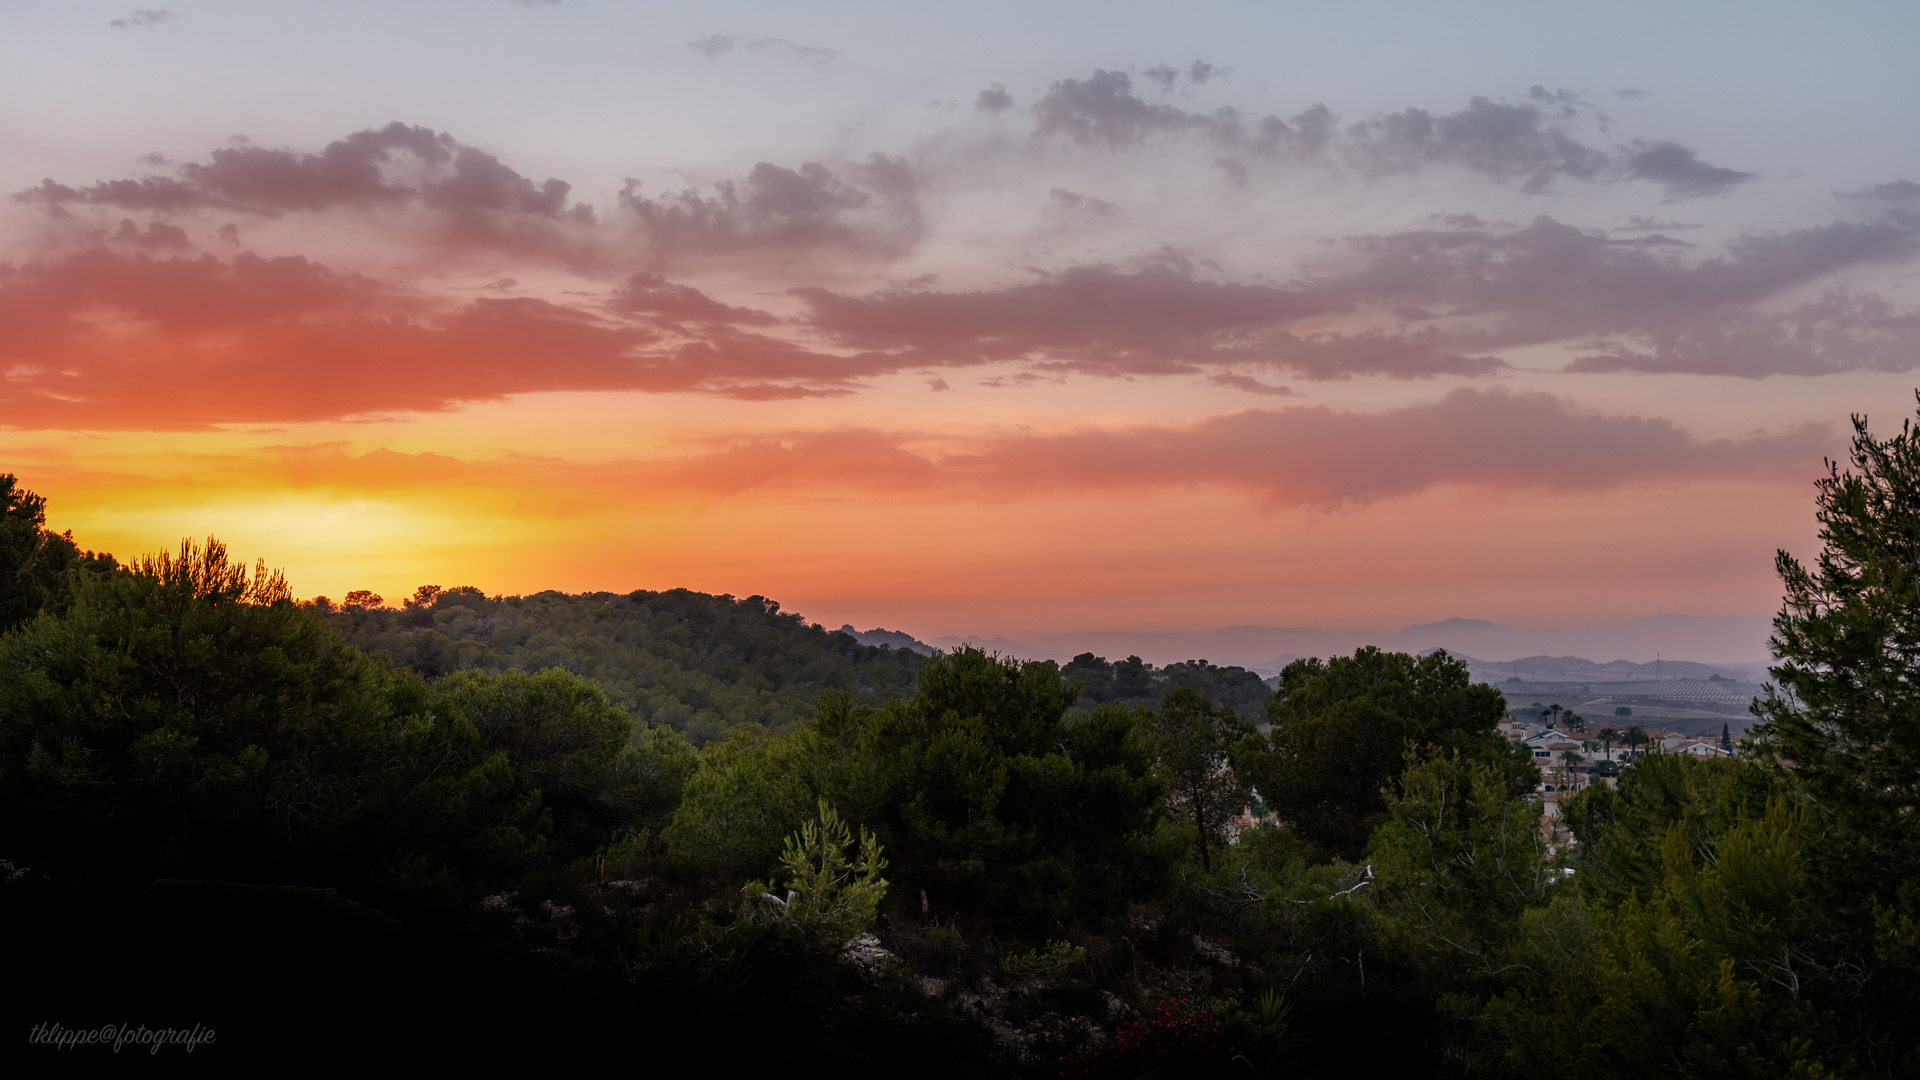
[2,400,1916,1074]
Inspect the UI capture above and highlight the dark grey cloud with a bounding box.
[1048,188,1120,218]
[1140,61,1227,95]
[772,210,1920,385]
[13,124,609,269]
[110,9,173,30]
[14,123,591,223]
[1567,289,1920,377]
[1346,97,1608,192]
[425,146,593,222]
[1625,141,1754,196]
[1032,70,1223,144]
[792,260,1500,380]
[616,154,922,260]
[1619,216,1702,231]
[1187,61,1225,86]
[1207,372,1295,396]
[687,35,838,67]
[608,273,777,326]
[975,84,1014,113]
[1324,214,1920,375]
[19,125,927,269]
[109,218,190,250]
[1337,216,1910,324]
[1843,180,1920,203]
[1027,71,1749,198]
[1526,85,1591,121]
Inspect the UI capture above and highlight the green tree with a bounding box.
[1623,723,1647,760]
[1503,755,1845,1079]
[810,648,1167,928]
[428,667,694,857]
[742,798,889,946]
[322,587,930,745]
[0,538,401,877]
[1754,402,1920,885]
[1144,687,1253,872]
[1369,750,1562,985]
[664,724,822,880]
[0,473,114,634]
[1239,648,1530,859]
[1747,398,1920,1071]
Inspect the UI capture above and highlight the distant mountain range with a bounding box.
[843,614,1775,674]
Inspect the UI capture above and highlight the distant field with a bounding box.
[1496,680,1760,737]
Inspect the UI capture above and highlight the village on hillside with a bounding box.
[1497,696,1743,824]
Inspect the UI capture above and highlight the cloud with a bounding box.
[1618,216,1702,231]
[928,388,1829,506]
[1625,141,1754,196]
[792,260,1502,380]
[687,35,838,67]
[109,9,173,30]
[1023,73,1755,198]
[1206,372,1295,396]
[759,211,1910,383]
[1843,180,1920,203]
[616,154,922,262]
[1320,214,1920,373]
[1187,61,1226,86]
[975,84,1014,113]
[19,125,930,270]
[1344,97,1608,192]
[1047,187,1120,218]
[608,273,777,326]
[109,219,191,250]
[270,389,1822,511]
[0,250,889,429]
[1567,288,1920,377]
[15,123,593,224]
[1032,70,1221,144]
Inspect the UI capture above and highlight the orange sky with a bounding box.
[5,6,1918,643]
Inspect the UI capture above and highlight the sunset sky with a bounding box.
[4,1,1918,642]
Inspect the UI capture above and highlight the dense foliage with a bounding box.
[1059,651,1273,725]
[321,585,931,744]
[0,472,115,635]
[1240,646,1536,859]
[6,400,1920,1074]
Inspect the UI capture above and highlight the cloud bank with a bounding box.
[6,70,1917,432]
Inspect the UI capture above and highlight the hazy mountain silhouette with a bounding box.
[924,614,1772,671]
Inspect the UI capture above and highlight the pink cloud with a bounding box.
[0,250,881,428]
[289,388,1824,509]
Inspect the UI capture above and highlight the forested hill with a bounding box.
[316,586,929,744]
[318,585,1279,743]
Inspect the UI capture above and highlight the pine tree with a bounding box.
[1750,395,1920,1071]
[1753,399,1920,876]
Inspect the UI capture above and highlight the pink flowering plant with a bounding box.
[1059,996,1237,1078]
